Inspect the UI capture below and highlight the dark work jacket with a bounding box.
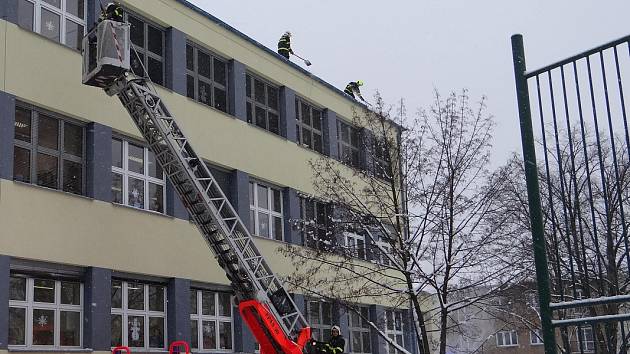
[327,335,346,354]
[278,34,292,53]
[344,82,360,97]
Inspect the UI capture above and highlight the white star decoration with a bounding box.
[45,21,55,32]
[203,323,213,334]
[131,318,141,341]
[37,315,48,327]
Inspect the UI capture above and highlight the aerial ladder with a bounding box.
[81,19,312,354]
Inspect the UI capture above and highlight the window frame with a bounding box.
[530,329,543,345]
[110,280,168,350]
[337,119,361,169]
[299,197,331,250]
[347,307,371,354]
[577,326,595,352]
[125,11,166,85]
[344,231,367,260]
[295,98,324,154]
[186,41,229,113]
[246,73,280,135]
[305,300,333,342]
[17,0,87,50]
[248,181,284,241]
[385,309,405,354]
[372,138,392,181]
[8,276,83,349]
[111,137,167,213]
[13,104,86,195]
[496,330,518,347]
[190,289,234,352]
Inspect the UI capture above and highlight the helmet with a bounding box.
[332,325,341,333]
[285,31,292,37]
[357,80,364,86]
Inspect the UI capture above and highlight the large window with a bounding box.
[306,300,333,342]
[300,197,331,250]
[111,280,167,350]
[385,310,404,354]
[373,139,392,180]
[8,276,82,348]
[13,105,85,195]
[375,238,393,266]
[577,327,595,352]
[16,0,86,50]
[344,232,366,260]
[111,138,166,213]
[296,99,323,153]
[496,330,518,347]
[348,307,370,354]
[186,43,228,113]
[249,182,284,241]
[190,290,233,352]
[337,120,361,169]
[246,74,279,135]
[530,329,543,345]
[127,13,164,85]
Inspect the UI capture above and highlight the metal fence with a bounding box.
[512,34,630,354]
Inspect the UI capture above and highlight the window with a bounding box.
[300,197,332,250]
[13,105,85,195]
[373,139,392,180]
[306,300,333,342]
[337,120,361,169]
[249,182,283,241]
[8,276,82,348]
[348,307,370,354]
[296,99,323,153]
[344,232,366,260]
[496,330,518,347]
[577,327,594,352]
[246,74,279,135]
[385,310,405,354]
[111,280,167,349]
[530,329,543,345]
[16,0,86,50]
[111,138,166,213]
[186,43,228,113]
[190,290,233,351]
[126,13,164,85]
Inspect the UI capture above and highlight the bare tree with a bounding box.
[280,90,524,354]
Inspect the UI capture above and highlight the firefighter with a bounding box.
[277,31,293,60]
[99,2,124,22]
[344,81,366,102]
[323,325,345,354]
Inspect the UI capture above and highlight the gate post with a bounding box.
[511,34,558,354]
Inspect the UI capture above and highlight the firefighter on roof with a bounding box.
[277,31,293,59]
[344,81,366,102]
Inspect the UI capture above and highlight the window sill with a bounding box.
[9,348,92,353]
[14,25,82,55]
[111,201,172,219]
[496,345,519,348]
[12,180,92,202]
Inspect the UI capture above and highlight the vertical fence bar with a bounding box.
[512,34,558,354]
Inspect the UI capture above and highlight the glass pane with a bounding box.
[351,331,361,353]
[111,280,122,308]
[246,102,252,123]
[313,110,322,130]
[351,129,360,147]
[148,183,164,213]
[219,322,232,350]
[60,311,81,346]
[65,20,83,50]
[43,0,60,8]
[17,0,34,30]
[254,79,265,104]
[312,328,321,341]
[258,212,269,237]
[111,314,122,347]
[10,277,26,301]
[322,302,332,325]
[339,122,349,143]
[249,209,255,234]
[271,189,281,212]
[249,183,254,206]
[128,316,145,347]
[147,150,163,179]
[8,307,26,345]
[197,51,211,79]
[218,293,231,316]
[302,128,312,148]
[214,88,227,112]
[66,0,84,19]
[37,153,58,189]
[34,279,55,303]
[63,160,83,195]
[202,291,215,316]
[314,134,323,153]
[128,177,145,209]
[198,80,212,106]
[13,147,31,183]
[396,334,403,346]
[40,8,61,42]
[130,51,144,77]
[202,321,216,350]
[38,114,59,150]
[127,143,144,174]
[129,16,144,48]
[246,75,253,98]
[273,216,282,241]
[149,317,165,348]
[186,75,195,99]
[32,308,55,345]
[112,173,123,204]
[149,285,164,311]
[363,332,371,353]
[309,302,320,324]
[257,185,268,208]
[268,112,279,134]
[301,103,311,126]
[112,139,123,168]
[128,282,145,310]
[191,320,198,349]
[213,58,226,85]
[267,86,278,110]
[147,25,163,55]
[148,57,163,85]
[361,307,369,328]
[255,106,266,129]
[186,45,194,70]
[60,281,80,305]
[386,311,393,330]
[15,107,31,142]
[351,311,361,327]
[394,312,402,331]
[190,291,198,314]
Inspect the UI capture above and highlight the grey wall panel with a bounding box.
[166,181,190,220]
[167,278,191,344]
[0,255,10,349]
[230,170,250,230]
[0,91,16,180]
[323,109,338,158]
[86,122,113,201]
[279,87,296,141]
[165,27,187,96]
[84,267,112,350]
[229,60,247,121]
[283,188,301,245]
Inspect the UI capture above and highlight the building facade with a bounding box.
[0,1,419,354]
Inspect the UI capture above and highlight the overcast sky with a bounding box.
[188,0,630,166]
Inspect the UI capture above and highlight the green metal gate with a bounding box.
[512,34,630,354]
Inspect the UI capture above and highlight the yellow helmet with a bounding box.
[357,80,364,86]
